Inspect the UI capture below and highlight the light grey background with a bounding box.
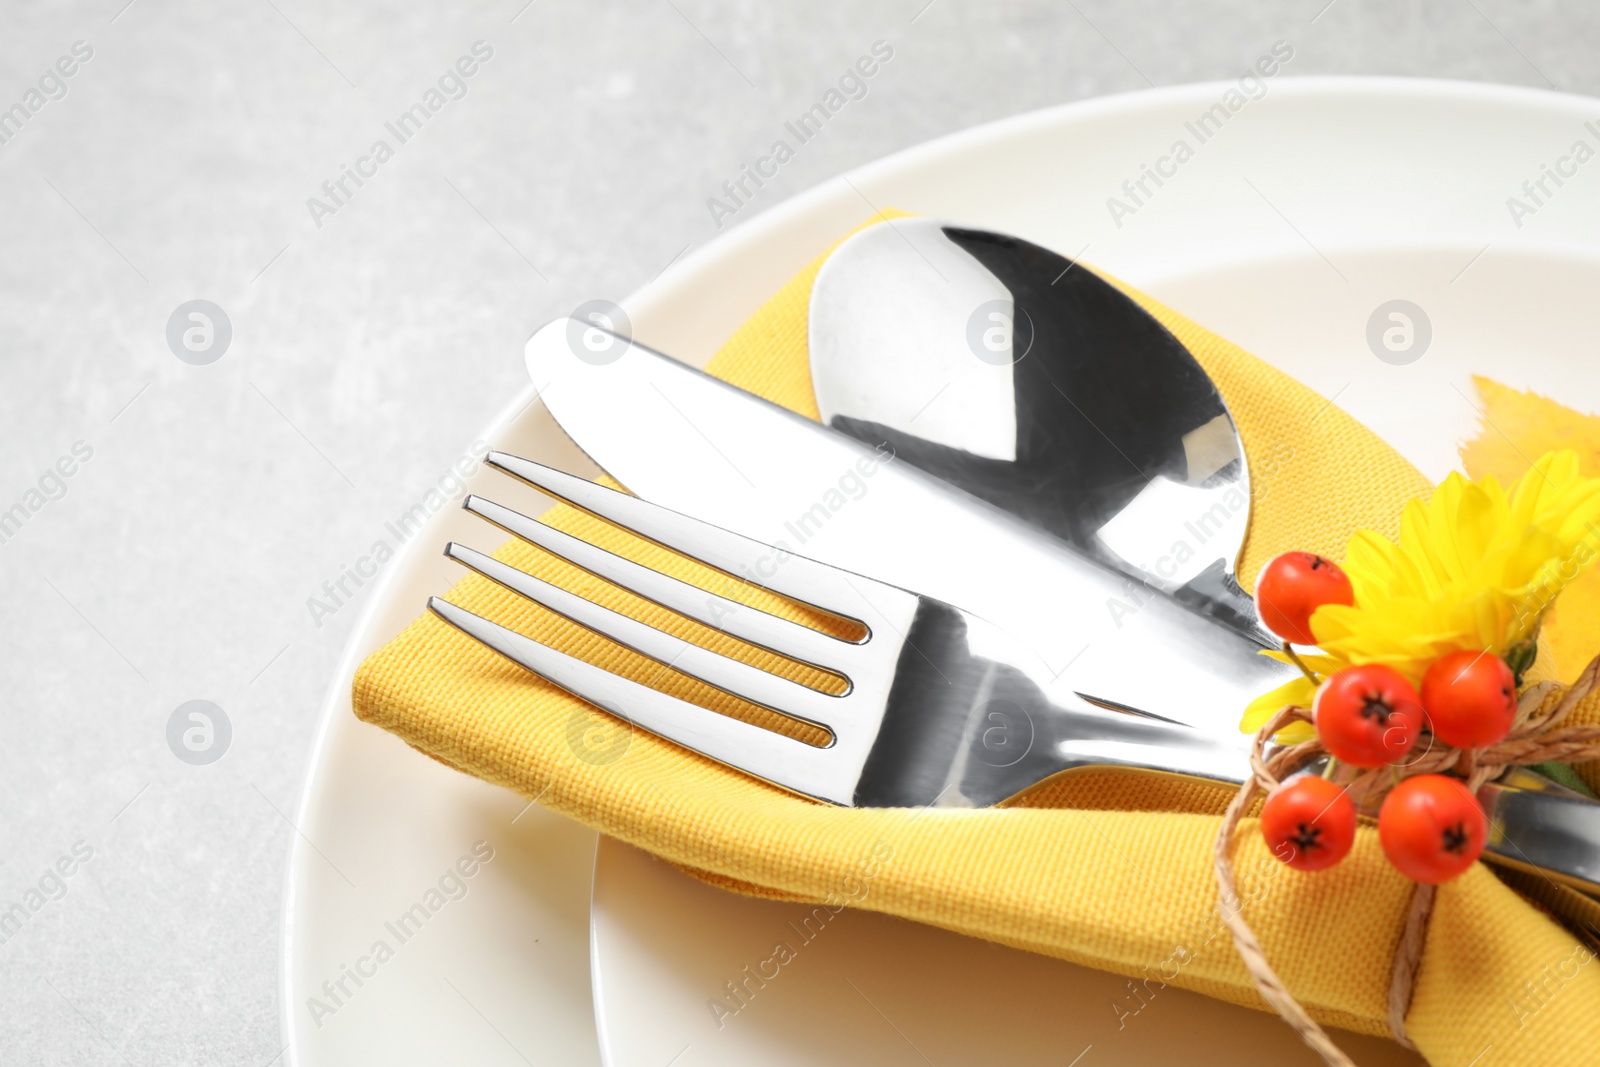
[1,0,1596,1062]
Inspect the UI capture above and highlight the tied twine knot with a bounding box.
[1213,657,1600,1067]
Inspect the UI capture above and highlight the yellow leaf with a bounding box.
[1462,377,1600,682]
[1240,673,1317,741]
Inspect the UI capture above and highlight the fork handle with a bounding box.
[857,602,1600,895]
[1014,696,1600,895]
[985,695,1600,894]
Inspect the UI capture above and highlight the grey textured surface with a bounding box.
[2,0,1598,1062]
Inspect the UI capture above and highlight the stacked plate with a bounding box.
[283,79,1600,1065]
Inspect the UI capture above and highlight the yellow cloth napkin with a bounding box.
[354,220,1600,1065]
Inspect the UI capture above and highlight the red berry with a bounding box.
[1378,775,1486,883]
[1255,552,1354,646]
[1261,776,1357,871]
[1313,664,1423,767]
[1421,650,1517,749]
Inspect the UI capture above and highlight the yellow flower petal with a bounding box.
[1240,674,1318,741]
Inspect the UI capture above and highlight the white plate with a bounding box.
[588,79,1600,1066]
[283,77,1600,1066]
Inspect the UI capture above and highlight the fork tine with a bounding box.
[443,542,843,727]
[486,451,892,627]
[428,597,846,802]
[463,494,862,675]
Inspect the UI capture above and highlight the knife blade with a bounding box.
[524,318,1291,739]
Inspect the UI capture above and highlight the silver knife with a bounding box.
[524,318,1288,742]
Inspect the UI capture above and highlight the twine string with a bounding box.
[1213,658,1600,1066]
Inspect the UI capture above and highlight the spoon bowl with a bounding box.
[808,218,1269,643]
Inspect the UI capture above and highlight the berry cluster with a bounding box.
[1254,552,1516,884]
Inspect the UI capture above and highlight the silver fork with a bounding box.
[430,451,1250,809]
[429,453,1600,890]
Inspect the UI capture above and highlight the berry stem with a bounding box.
[1282,641,1322,685]
[1321,757,1341,782]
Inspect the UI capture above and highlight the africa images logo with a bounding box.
[0,40,94,149]
[705,40,894,228]
[1105,40,1294,228]
[304,42,495,229]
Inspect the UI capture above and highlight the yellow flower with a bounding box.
[1240,450,1600,734]
[1313,451,1600,680]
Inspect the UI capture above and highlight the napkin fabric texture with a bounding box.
[354,218,1600,1065]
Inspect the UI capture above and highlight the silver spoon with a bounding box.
[806,219,1600,904]
[808,218,1271,645]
